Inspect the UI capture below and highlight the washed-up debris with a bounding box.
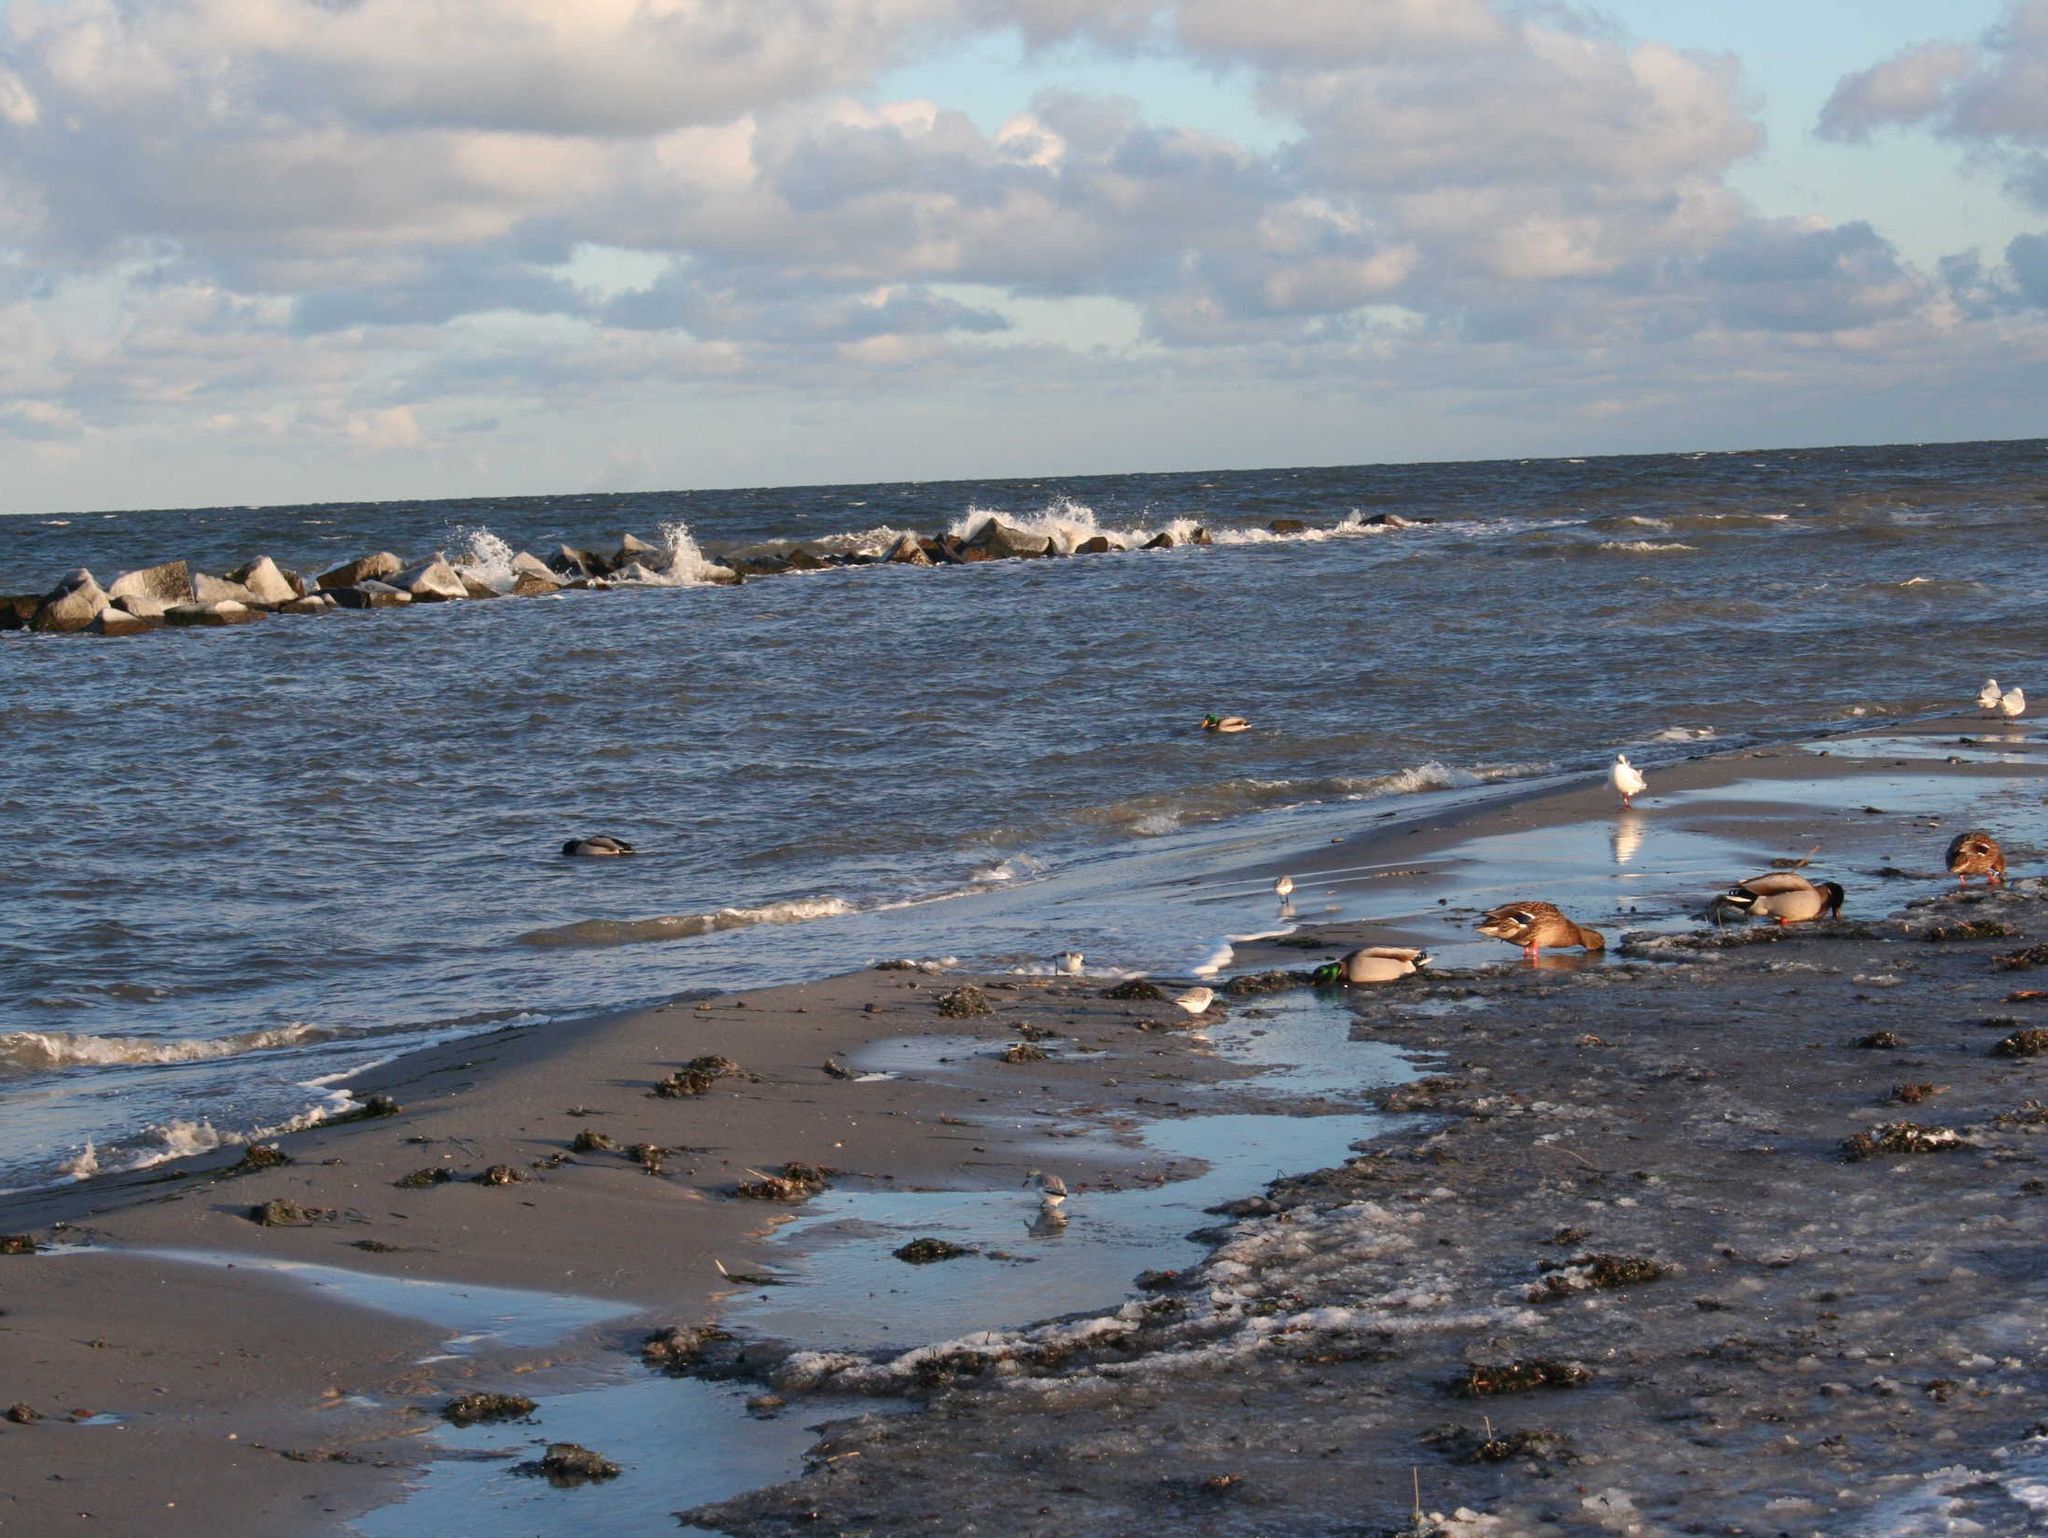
[333,1094,400,1123]
[2008,989,2048,1002]
[476,1164,527,1186]
[1923,919,2020,942]
[937,985,994,1018]
[1135,1268,1185,1291]
[642,1324,729,1373]
[1222,970,1316,997]
[1994,1101,2048,1126]
[0,1234,38,1255]
[394,1167,452,1189]
[1994,1029,2048,1059]
[1099,979,1165,1002]
[249,1198,333,1226]
[892,1237,970,1264]
[351,1240,402,1253]
[736,1163,830,1201]
[514,1441,620,1486]
[1843,1121,1971,1160]
[230,1144,291,1174]
[441,1392,536,1427]
[1887,1083,1941,1105]
[1854,1030,1902,1050]
[999,1042,1048,1064]
[1534,1252,1668,1298]
[1452,1360,1592,1398]
[570,1130,616,1153]
[654,1055,745,1097]
[5,1404,39,1424]
[625,1143,669,1174]
[1996,944,2048,972]
[822,1059,855,1080]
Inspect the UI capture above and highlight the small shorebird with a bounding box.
[1057,951,1085,975]
[1024,1170,1069,1228]
[1476,902,1605,958]
[1200,714,1251,733]
[1610,753,1647,809]
[1313,946,1430,985]
[1274,875,1295,905]
[1710,872,1844,925]
[2000,685,2027,719]
[1171,986,1216,1016]
[561,835,635,857]
[1946,830,2006,888]
[1978,679,2004,713]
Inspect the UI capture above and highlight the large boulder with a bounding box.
[30,570,106,633]
[1,594,42,630]
[511,569,562,597]
[1143,531,1177,550]
[329,581,412,609]
[114,592,168,620]
[164,601,263,627]
[965,518,1052,559]
[191,572,260,606]
[511,551,556,581]
[226,556,297,605]
[108,561,191,607]
[1074,535,1123,554]
[549,545,600,579]
[782,547,828,572]
[1268,518,1309,535]
[317,552,402,591]
[274,594,336,615]
[459,574,504,600]
[694,561,743,585]
[391,558,467,602]
[613,533,657,567]
[91,608,159,637]
[881,533,931,567]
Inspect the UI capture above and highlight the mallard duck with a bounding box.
[1475,902,1605,958]
[2000,685,2027,719]
[1171,986,1216,1015]
[561,835,635,857]
[1711,872,1844,925]
[1312,946,1430,985]
[1978,679,2003,712]
[1200,714,1251,733]
[1946,830,2006,888]
[1610,753,1647,808]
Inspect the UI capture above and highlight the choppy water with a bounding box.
[3,439,2045,1191]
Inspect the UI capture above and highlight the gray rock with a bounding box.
[107,561,191,607]
[274,594,335,615]
[90,608,158,637]
[329,581,412,609]
[226,556,297,605]
[612,561,665,584]
[511,552,556,580]
[0,595,41,630]
[164,600,263,627]
[317,552,402,591]
[114,592,167,620]
[614,533,657,566]
[31,570,106,633]
[882,534,932,566]
[1268,518,1309,534]
[511,570,562,597]
[966,518,1052,559]
[459,574,504,599]
[191,572,261,606]
[549,545,600,578]
[1143,531,1177,550]
[391,558,467,602]
[1074,535,1124,554]
[782,547,829,572]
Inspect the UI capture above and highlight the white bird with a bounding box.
[1978,679,2003,712]
[1057,951,1084,975]
[1274,875,1295,904]
[1171,986,1215,1016]
[1609,753,1647,809]
[2000,685,2027,719]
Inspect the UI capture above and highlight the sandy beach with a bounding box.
[5,715,2045,1537]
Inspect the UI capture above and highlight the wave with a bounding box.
[517,894,859,949]
[1597,540,1697,554]
[1069,760,1546,840]
[451,519,732,589]
[1,1022,334,1070]
[947,497,1422,556]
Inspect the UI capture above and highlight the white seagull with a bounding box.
[1978,679,2003,712]
[2000,685,2027,719]
[1057,951,1085,975]
[1171,986,1216,1017]
[1609,754,1647,809]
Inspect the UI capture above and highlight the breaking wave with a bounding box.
[1598,539,1698,554]
[1070,761,1547,840]
[1,1022,335,1070]
[518,894,860,949]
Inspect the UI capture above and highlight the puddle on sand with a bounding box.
[350,1374,892,1538]
[1210,988,1416,1099]
[128,1249,638,1353]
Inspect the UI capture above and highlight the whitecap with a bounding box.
[518,895,859,948]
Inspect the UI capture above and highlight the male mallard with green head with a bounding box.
[1312,946,1431,985]
[1710,871,1844,925]
[1200,714,1251,733]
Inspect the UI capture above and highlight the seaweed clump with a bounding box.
[394,1167,452,1189]
[1843,1121,1970,1160]
[1099,979,1165,1002]
[892,1237,970,1264]
[0,1234,38,1256]
[1534,1253,1668,1299]
[1451,1360,1592,1398]
[1854,1030,1902,1050]
[249,1199,333,1227]
[936,985,994,1018]
[5,1404,39,1424]
[1000,1042,1048,1064]
[652,1056,744,1098]
[514,1442,620,1486]
[333,1094,400,1124]
[1994,1030,2048,1059]
[570,1130,616,1153]
[736,1163,830,1201]
[641,1324,729,1373]
[1223,970,1315,997]
[230,1144,291,1174]
[441,1392,536,1426]
[1924,919,2020,942]
[1886,1083,1941,1105]
[475,1164,527,1186]
[1996,944,2048,973]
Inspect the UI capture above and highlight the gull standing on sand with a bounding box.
[1979,679,2003,713]
[1610,754,1647,809]
[2000,685,2027,719]
[1172,986,1216,1016]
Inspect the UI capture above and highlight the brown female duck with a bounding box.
[1475,902,1604,958]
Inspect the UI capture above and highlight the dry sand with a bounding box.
[4,714,2043,1536]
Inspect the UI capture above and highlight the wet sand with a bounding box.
[3,715,2043,1535]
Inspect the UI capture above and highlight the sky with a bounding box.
[1,0,2045,514]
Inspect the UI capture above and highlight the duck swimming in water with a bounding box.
[562,835,635,857]
[1201,714,1251,733]
[1313,946,1431,985]
[1946,830,2006,888]
[1476,902,1605,958]
[1710,872,1844,925]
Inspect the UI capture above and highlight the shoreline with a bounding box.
[3,712,2043,1535]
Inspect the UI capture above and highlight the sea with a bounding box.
[2,438,2044,1192]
